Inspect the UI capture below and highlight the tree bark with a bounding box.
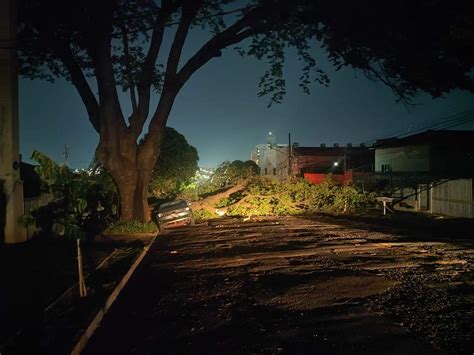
[96,110,163,222]
[99,157,155,222]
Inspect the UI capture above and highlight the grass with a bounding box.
[103,220,158,235]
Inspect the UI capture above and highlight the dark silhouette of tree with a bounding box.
[149,127,198,198]
[17,0,474,220]
[211,160,259,186]
[242,160,260,176]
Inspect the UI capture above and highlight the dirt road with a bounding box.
[84,216,473,354]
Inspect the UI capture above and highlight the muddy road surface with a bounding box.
[84,216,473,354]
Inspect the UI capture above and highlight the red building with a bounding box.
[291,144,374,185]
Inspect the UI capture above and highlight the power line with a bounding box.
[363,105,474,146]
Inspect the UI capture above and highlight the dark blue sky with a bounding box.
[19,32,474,168]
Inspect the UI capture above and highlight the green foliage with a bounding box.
[223,160,260,183]
[149,127,199,199]
[189,160,259,199]
[226,176,375,217]
[214,190,246,208]
[103,220,158,236]
[22,151,118,240]
[16,0,474,223]
[192,208,216,221]
[214,197,231,209]
[19,1,474,107]
[177,160,259,203]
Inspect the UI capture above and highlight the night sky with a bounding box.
[19,30,474,169]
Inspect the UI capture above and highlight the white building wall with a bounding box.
[252,144,289,177]
[375,145,430,172]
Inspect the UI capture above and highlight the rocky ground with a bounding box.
[84,215,473,354]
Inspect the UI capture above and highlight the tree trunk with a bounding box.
[96,124,161,222]
[132,171,152,221]
[96,87,173,222]
[104,160,154,222]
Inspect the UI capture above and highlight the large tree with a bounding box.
[17,0,474,220]
[149,127,198,198]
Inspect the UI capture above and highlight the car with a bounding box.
[156,199,195,233]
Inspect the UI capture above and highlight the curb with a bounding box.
[70,235,158,355]
[44,249,119,319]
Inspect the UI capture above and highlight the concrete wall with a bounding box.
[0,0,27,243]
[375,145,430,172]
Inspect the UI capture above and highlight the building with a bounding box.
[251,135,374,184]
[252,143,290,177]
[291,144,373,184]
[375,130,474,176]
[374,130,474,218]
[251,133,290,178]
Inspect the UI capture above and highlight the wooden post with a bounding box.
[77,238,87,297]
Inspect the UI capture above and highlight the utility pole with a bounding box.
[63,144,70,166]
[288,132,292,176]
[0,0,27,244]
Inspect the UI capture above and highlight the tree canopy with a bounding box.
[149,127,199,198]
[16,0,474,220]
[212,160,260,186]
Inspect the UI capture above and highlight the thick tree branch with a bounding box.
[121,29,138,114]
[90,1,126,133]
[177,27,256,86]
[130,0,177,138]
[144,6,271,149]
[177,7,269,87]
[165,0,204,81]
[56,43,101,132]
[144,8,271,151]
[113,6,255,38]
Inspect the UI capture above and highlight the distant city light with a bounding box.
[333,162,339,167]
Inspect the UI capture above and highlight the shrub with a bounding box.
[103,220,158,235]
[193,208,216,221]
[19,151,118,240]
[225,176,375,217]
[214,190,246,208]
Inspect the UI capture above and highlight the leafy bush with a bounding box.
[193,208,216,221]
[103,220,158,235]
[19,151,118,240]
[179,160,260,202]
[214,197,231,208]
[214,190,246,208]
[226,176,375,217]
